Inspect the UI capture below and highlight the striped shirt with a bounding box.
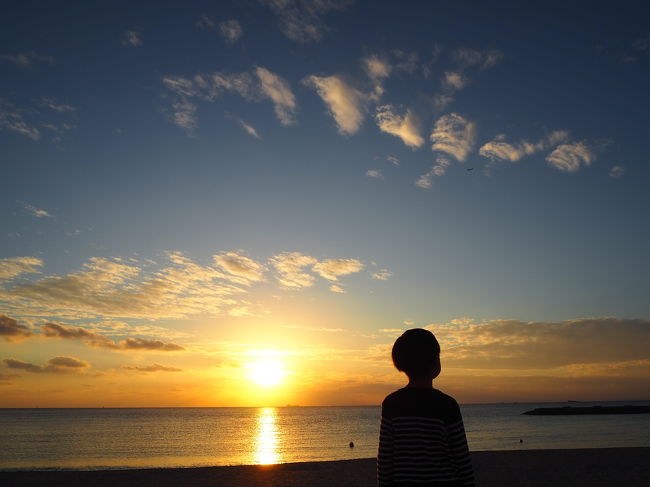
[378,388,475,487]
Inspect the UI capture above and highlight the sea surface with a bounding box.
[1,400,649,470]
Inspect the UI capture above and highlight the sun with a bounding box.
[247,357,285,387]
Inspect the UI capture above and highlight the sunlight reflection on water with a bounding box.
[254,407,280,465]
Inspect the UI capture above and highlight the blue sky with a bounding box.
[1,1,649,405]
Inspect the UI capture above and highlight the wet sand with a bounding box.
[1,447,649,487]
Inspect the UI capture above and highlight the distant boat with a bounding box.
[523,405,650,416]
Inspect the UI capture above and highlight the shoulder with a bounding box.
[381,388,405,408]
[432,389,462,420]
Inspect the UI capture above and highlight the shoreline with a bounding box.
[1,447,649,487]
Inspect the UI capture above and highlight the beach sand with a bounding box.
[1,447,648,487]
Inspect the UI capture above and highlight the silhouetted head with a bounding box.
[392,328,441,379]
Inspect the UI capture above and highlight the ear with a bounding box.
[432,356,441,379]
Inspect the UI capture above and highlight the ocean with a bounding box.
[1,400,649,471]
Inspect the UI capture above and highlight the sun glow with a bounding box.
[247,356,285,387]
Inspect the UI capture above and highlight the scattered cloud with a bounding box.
[255,66,297,125]
[546,141,595,172]
[237,119,261,138]
[1,51,53,68]
[3,356,89,374]
[196,14,216,29]
[213,252,266,283]
[433,318,650,370]
[120,30,142,47]
[304,75,365,134]
[0,315,34,342]
[365,169,383,179]
[219,20,243,44]
[386,155,400,166]
[121,337,184,351]
[163,67,296,132]
[375,105,424,148]
[270,252,318,289]
[40,322,185,351]
[479,131,569,162]
[0,257,43,280]
[122,363,183,373]
[453,48,504,70]
[371,269,392,280]
[442,71,467,91]
[1,255,243,319]
[313,258,363,281]
[39,97,77,113]
[260,0,352,43]
[430,113,476,162]
[329,284,345,293]
[0,98,40,139]
[609,165,625,178]
[24,204,52,218]
[363,54,391,99]
[416,156,452,188]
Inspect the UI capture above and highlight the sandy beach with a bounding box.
[1,447,648,487]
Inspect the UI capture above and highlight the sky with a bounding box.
[1,0,649,407]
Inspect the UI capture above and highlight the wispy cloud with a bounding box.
[1,51,53,68]
[546,141,595,172]
[416,156,451,188]
[219,19,243,44]
[365,169,383,179]
[313,258,363,281]
[255,67,297,125]
[329,284,345,293]
[120,30,142,47]
[453,48,504,70]
[363,54,392,99]
[387,155,400,166]
[24,204,52,218]
[163,67,296,132]
[213,252,266,283]
[430,113,476,162]
[237,119,260,138]
[0,257,43,280]
[304,75,365,134]
[371,269,392,280]
[3,356,89,374]
[0,99,40,140]
[41,322,185,351]
[375,105,424,148]
[0,314,34,342]
[269,252,319,289]
[260,0,352,43]
[196,14,216,29]
[609,165,625,178]
[39,97,77,113]
[479,131,569,163]
[432,318,650,370]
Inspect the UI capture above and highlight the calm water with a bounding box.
[1,401,649,470]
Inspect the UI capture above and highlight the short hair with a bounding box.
[392,328,440,377]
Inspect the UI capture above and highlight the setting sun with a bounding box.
[247,357,285,387]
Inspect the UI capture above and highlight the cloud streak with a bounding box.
[261,0,352,43]
[163,67,297,132]
[546,142,596,172]
[375,105,424,148]
[3,356,89,374]
[430,113,476,162]
[479,131,569,162]
[304,75,365,134]
[0,315,34,342]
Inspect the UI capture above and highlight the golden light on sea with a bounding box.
[254,407,280,465]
